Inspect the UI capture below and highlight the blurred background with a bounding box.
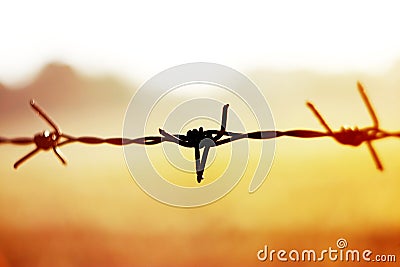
[0,1,399,266]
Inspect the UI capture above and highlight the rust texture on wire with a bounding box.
[1,82,399,182]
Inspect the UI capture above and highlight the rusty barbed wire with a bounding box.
[1,81,399,182]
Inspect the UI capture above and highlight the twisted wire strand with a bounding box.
[1,82,399,173]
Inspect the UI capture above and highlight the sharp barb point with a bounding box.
[357,81,379,128]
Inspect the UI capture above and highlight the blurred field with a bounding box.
[0,63,399,266]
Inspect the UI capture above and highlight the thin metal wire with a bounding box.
[1,82,399,181]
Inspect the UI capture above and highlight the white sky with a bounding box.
[1,0,400,85]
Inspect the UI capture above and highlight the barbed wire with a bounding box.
[1,81,399,182]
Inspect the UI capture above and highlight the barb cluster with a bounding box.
[1,82,399,182]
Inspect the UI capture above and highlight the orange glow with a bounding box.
[0,63,399,266]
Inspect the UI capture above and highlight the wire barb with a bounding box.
[357,81,379,128]
[1,82,399,181]
[30,100,61,134]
